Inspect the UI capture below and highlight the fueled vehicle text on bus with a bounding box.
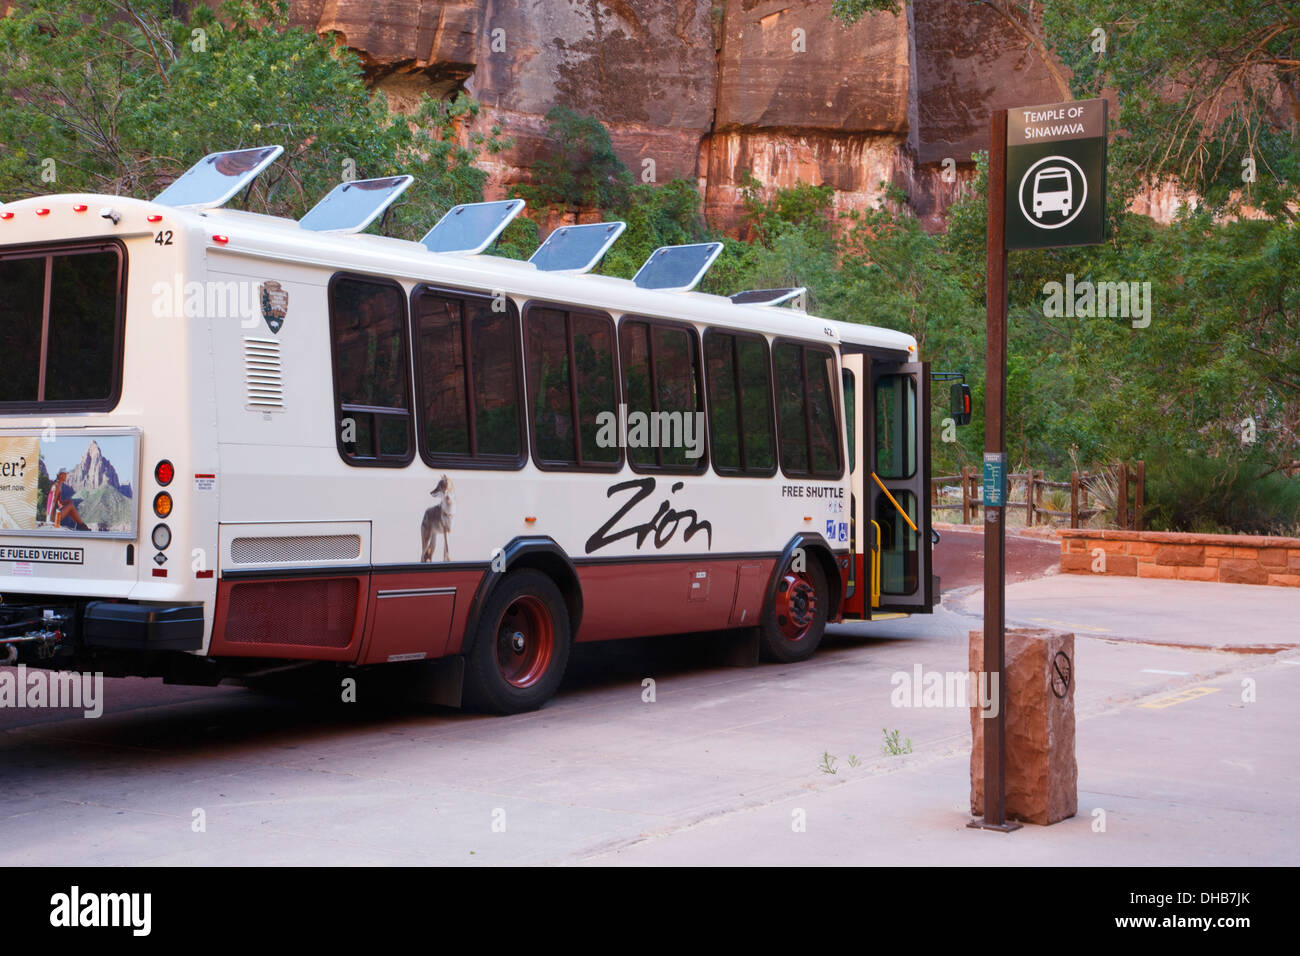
[0,147,945,713]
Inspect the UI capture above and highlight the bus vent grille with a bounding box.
[225,578,357,648]
[244,336,284,410]
[230,534,361,564]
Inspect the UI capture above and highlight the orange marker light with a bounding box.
[524,516,537,524]
[153,492,173,518]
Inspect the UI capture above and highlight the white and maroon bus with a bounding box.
[0,148,938,713]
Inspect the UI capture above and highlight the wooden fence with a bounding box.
[930,461,1144,529]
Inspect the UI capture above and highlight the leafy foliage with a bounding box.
[512,105,633,212]
[0,0,499,239]
[1045,0,1300,220]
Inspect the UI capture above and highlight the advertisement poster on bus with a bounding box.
[0,431,140,538]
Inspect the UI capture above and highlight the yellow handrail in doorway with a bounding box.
[870,519,882,608]
[870,472,918,533]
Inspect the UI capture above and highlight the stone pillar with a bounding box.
[970,627,1077,825]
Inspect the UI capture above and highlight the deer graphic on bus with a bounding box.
[1032,166,1074,218]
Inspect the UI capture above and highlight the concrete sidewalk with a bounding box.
[956,574,1300,651]
[583,575,1300,864]
[584,652,1300,865]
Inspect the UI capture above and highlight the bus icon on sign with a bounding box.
[1017,154,1087,230]
[1032,166,1073,218]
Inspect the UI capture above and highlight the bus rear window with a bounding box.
[0,243,125,411]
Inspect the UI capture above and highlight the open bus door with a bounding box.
[866,359,935,614]
[841,353,868,618]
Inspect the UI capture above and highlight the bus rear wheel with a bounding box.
[464,569,571,714]
[759,558,829,663]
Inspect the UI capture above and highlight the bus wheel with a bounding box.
[759,558,829,663]
[464,569,571,714]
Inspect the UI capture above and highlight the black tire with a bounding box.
[759,557,829,663]
[463,569,571,714]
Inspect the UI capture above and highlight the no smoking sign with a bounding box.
[1005,98,1107,250]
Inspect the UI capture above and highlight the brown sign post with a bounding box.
[968,108,1020,833]
[970,101,1106,833]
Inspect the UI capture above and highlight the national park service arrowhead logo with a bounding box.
[259,280,288,334]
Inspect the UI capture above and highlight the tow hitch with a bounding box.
[0,603,73,662]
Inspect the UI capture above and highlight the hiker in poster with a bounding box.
[46,470,89,531]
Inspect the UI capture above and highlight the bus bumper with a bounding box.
[83,602,205,652]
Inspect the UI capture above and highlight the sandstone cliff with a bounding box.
[287,0,1070,233]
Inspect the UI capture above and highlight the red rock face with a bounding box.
[469,0,718,202]
[283,0,1077,232]
[292,0,483,93]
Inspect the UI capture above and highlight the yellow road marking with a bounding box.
[1028,616,1111,633]
[1138,687,1221,710]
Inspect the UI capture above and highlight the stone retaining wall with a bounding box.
[1058,529,1300,587]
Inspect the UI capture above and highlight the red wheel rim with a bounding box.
[495,595,555,688]
[775,572,818,641]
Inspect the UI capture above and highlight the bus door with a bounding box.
[841,353,868,618]
[867,360,935,613]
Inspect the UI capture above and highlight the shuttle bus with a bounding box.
[0,148,938,713]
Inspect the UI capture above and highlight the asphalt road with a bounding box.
[2,562,1296,865]
[932,524,1063,590]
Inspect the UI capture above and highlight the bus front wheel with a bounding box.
[464,569,571,714]
[759,558,829,663]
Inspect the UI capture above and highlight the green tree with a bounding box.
[1045,0,1299,220]
[0,0,499,238]
[513,105,633,212]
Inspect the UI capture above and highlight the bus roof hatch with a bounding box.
[420,199,525,254]
[528,221,626,273]
[153,145,284,209]
[729,287,807,310]
[299,175,414,234]
[632,242,723,292]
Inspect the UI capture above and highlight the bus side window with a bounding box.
[773,341,842,480]
[412,287,525,468]
[328,274,414,466]
[523,304,621,470]
[703,329,776,476]
[620,318,706,473]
